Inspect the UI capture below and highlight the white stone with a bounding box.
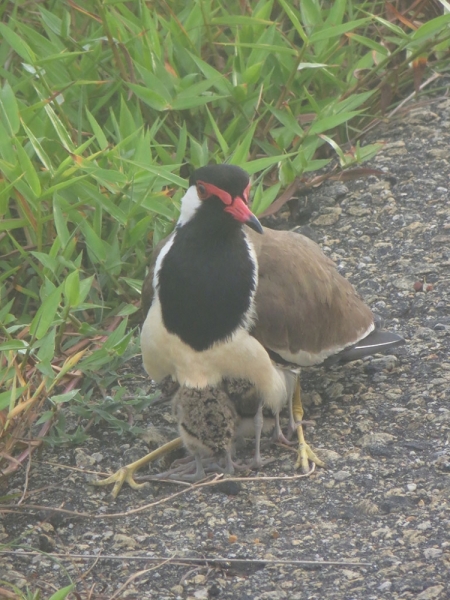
[424,548,442,559]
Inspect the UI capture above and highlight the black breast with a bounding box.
[157,204,256,351]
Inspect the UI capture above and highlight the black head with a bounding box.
[188,164,263,234]
[189,164,250,198]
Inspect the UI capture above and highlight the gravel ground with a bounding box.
[2,94,450,600]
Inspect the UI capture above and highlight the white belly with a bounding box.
[141,298,288,412]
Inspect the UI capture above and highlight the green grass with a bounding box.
[1,0,450,478]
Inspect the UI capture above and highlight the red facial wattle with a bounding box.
[196,180,263,234]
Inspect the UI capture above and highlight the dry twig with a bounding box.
[0,550,372,568]
[1,467,316,520]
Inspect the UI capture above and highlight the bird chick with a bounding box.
[160,383,239,481]
[223,377,275,440]
[225,369,299,467]
[156,376,301,481]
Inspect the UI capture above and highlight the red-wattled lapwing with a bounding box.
[94,164,404,496]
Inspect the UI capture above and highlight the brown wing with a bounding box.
[247,227,374,361]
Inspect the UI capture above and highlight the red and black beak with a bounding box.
[197,180,263,234]
[224,196,263,234]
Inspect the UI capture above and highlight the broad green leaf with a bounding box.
[112,328,134,356]
[300,0,323,29]
[269,107,304,137]
[303,158,332,172]
[220,41,297,55]
[326,0,347,27]
[36,328,56,363]
[117,301,140,315]
[78,275,95,304]
[48,584,75,600]
[64,270,80,307]
[279,158,296,186]
[31,251,58,272]
[52,194,71,248]
[127,83,169,111]
[35,410,55,425]
[40,174,90,198]
[21,121,54,174]
[319,133,347,166]
[346,33,389,55]
[174,121,188,164]
[0,81,20,135]
[244,152,297,174]
[278,0,308,43]
[38,6,62,35]
[372,16,410,39]
[309,18,372,43]
[0,340,29,351]
[334,90,374,113]
[36,51,85,64]
[30,286,62,339]
[0,174,26,215]
[0,299,14,323]
[40,92,75,152]
[252,182,281,215]
[205,106,229,155]
[211,16,274,26]
[0,387,27,411]
[79,220,108,263]
[122,160,186,187]
[187,52,234,95]
[119,95,137,141]
[242,62,263,84]
[229,122,257,165]
[50,390,80,404]
[86,109,108,150]
[140,193,176,219]
[411,13,450,41]
[0,121,15,163]
[16,143,41,196]
[0,22,36,63]
[171,94,226,111]
[309,111,361,134]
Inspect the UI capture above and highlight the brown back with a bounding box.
[247,227,374,355]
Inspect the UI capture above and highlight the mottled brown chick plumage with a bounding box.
[174,384,237,459]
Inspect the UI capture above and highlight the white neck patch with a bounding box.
[177,185,201,227]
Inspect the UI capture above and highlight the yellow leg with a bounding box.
[92,437,183,498]
[292,380,325,472]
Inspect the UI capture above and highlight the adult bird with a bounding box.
[94,164,404,497]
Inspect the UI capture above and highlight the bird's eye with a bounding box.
[197,183,209,200]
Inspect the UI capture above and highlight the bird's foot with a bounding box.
[91,437,183,498]
[274,419,314,446]
[247,449,271,470]
[168,455,197,468]
[295,426,325,474]
[272,430,297,446]
[150,456,235,482]
[287,419,315,440]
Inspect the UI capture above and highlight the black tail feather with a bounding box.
[324,329,405,366]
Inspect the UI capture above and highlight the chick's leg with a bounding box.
[292,379,325,472]
[92,437,183,498]
[151,451,238,482]
[273,412,297,446]
[251,402,264,468]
